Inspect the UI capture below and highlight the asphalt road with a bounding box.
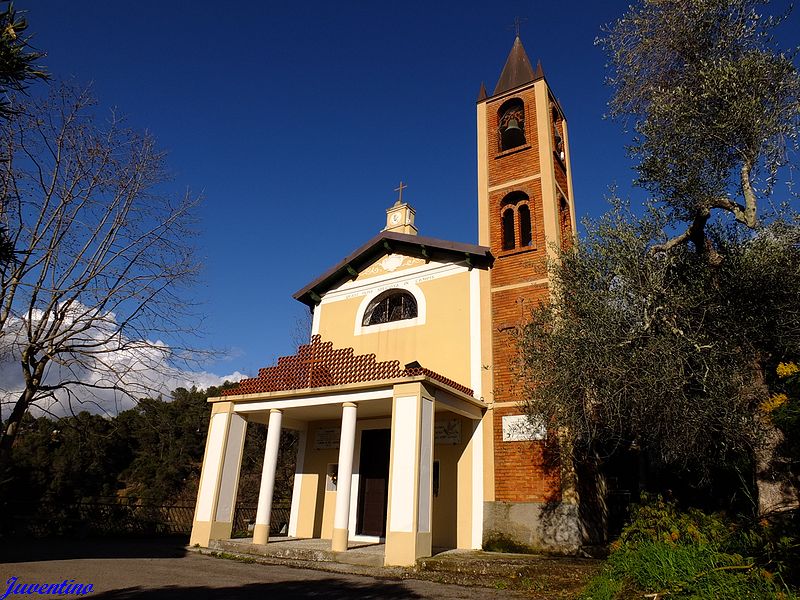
[1,538,529,599]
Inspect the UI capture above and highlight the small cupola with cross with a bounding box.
[383,181,418,235]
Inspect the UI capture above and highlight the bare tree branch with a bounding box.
[0,83,206,461]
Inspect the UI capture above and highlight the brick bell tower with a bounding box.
[477,36,580,550]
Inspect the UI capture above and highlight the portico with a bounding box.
[189,337,486,566]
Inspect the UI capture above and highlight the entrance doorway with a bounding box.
[356,428,390,537]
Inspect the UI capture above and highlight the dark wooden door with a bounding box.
[356,429,390,537]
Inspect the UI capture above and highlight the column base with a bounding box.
[253,523,269,545]
[189,520,233,548]
[331,527,349,552]
[384,531,431,566]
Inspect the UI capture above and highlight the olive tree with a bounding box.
[599,0,800,261]
[518,0,800,511]
[522,203,800,476]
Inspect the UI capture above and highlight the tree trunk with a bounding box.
[0,386,35,466]
[755,421,799,515]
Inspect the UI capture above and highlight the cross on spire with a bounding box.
[509,16,528,37]
[394,181,407,205]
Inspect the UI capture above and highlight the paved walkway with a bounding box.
[1,538,543,599]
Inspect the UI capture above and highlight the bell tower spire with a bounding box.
[493,36,538,95]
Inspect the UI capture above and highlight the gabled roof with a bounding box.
[492,36,543,96]
[293,231,493,307]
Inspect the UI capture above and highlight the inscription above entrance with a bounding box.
[434,419,461,445]
[314,427,341,450]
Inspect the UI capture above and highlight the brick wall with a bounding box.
[484,83,564,503]
[492,406,562,503]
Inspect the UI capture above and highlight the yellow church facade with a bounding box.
[190,36,581,566]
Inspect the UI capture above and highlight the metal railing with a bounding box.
[1,498,291,538]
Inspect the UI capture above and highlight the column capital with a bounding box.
[270,408,283,414]
[342,402,357,408]
[211,401,235,415]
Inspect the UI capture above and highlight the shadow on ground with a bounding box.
[90,580,422,600]
[0,536,188,563]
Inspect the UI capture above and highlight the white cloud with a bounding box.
[0,304,246,419]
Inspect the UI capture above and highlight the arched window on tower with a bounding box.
[362,289,418,326]
[500,191,533,251]
[502,208,516,250]
[498,98,526,151]
[518,204,532,247]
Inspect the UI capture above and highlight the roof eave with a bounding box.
[293,231,493,307]
[209,373,482,406]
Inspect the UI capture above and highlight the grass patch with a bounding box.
[584,542,794,599]
[209,550,257,564]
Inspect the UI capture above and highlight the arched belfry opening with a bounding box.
[498,98,526,151]
[500,191,533,250]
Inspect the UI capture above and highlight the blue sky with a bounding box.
[20,1,799,382]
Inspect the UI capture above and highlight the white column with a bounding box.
[331,402,357,552]
[287,429,307,537]
[189,406,247,547]
[471,417,484,549]
[253,408,283,545]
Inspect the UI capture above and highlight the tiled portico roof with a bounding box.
[222,335,473,398]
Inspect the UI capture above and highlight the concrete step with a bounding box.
[209,538,385,568]
[332,549,384,567]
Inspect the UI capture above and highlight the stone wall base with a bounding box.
[483,500,581,554]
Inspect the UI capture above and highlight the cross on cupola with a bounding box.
[383,181,418,235]
[394,181,407,205]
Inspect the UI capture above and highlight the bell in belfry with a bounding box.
[501,117,525,149]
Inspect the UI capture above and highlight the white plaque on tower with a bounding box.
[501,414,546,441]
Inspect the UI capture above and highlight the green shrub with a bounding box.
[580,496,798,599]
[616,494,730,549]
[735,511,800,587]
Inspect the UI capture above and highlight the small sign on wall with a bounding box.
[434,419,461,445]
[502,414,546,441]
[314,427,340,450]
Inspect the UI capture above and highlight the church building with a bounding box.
[190,36,579,566]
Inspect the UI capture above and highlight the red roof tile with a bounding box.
[221,335,474,398]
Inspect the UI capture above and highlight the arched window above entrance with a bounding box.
[362,289,418,326]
